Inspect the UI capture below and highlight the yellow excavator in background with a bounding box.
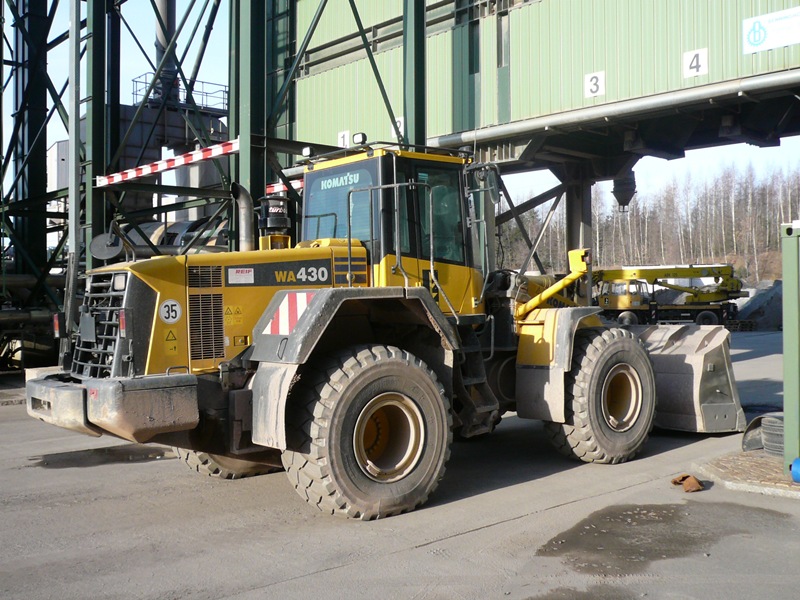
[594,264,748,326]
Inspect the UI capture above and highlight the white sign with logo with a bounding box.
[743,6,800,54]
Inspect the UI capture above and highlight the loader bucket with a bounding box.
[629,325,745,433]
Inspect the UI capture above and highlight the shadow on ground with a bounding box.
[28,444,174,469]
[430,416,724,507]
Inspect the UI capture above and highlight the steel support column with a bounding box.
[107,5,121,163]
[155,0,178,102]
[13,0,48,275]
[403,0,426,147]
[561,163,593,304]
[561,165,593,252]
[1,3,4,207]
[64,0,83,345]
[84,0,108,270]
[266,1,296,164]
[229,0,268,223]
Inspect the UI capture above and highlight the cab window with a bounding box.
[302,162,379,244]
[417,167,465,264]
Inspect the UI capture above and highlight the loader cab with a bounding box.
[301,149,486,315]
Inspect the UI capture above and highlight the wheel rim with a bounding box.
[601,364,642,432]
[353,392,425,483]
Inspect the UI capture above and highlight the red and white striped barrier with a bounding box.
[265,180,304,194]
[95,138,240,188]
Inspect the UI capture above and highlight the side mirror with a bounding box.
[484,169,501,205]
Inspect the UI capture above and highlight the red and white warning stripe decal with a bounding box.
[265,180,304,195]
[264,291,316,336]
[96,138,240,188]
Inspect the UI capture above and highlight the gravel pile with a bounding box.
[738,280,783,330]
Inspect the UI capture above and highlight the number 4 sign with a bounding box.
[683,48,708,78]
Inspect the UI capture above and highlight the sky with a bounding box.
[632,137,800,197]
[505,135,800,210]
[3,1,231,143]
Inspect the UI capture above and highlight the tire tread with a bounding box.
[546,328,655,465]
[282,344,452,520]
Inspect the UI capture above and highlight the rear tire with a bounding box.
[175,448,280,479]
[282,344,452,519]
[545,328,656,464]
[695,310,719,325]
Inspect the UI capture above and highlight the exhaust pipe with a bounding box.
[230,182,255,252]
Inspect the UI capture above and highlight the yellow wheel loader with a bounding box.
[26,141,743,519]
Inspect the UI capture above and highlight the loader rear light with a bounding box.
[52,313,66,338]
[118,309,129,338]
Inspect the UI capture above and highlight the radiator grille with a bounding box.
[188,265,222,288]
[71,272,125,379]
[189,293,225,360]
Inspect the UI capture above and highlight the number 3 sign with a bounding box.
[584,71,606,98]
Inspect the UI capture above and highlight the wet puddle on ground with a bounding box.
[536,502,789,578]
[29,444,174,468]
[530,584,640,600]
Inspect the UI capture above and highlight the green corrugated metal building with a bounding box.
[293,0,800,158]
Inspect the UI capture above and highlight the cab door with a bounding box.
[370,159,423,289]
[372,155,484,316]
[410,161,482,316]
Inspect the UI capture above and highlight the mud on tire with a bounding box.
[545,328,656,464]
[281,344,452,520]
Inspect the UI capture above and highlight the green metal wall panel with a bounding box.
[296,0,800,142]
[297,0,403,49]
[426,30,454,138]
[297,47,404,145]
[480,15,498,128]
[296,28,462,144]
[297,0,443,49]
[510,0,800,123]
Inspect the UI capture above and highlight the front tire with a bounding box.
[545,328,656,464]
[282,345,452,519]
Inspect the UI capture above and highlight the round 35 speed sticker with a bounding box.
[159,299,182,324]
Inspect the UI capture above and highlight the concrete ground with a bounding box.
[1,332,797,600]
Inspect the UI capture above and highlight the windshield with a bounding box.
[302,160,379,242]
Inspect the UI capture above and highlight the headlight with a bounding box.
[113,273,127,291]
